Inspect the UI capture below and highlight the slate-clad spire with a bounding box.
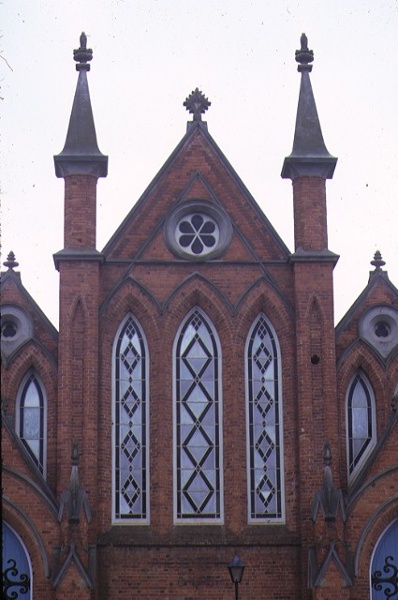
[281,34,337,179]
[54,33,108,178]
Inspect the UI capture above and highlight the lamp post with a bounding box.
[228,554,245,600]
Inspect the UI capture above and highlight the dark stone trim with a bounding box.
[53,248,105,270]
[2,496,51,578]
[289,248,339,264]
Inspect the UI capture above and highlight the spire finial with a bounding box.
[3,251,19,270]
[73,32,93,72]
[295,33,314,72]
[370,250,386,270]
[183,88,211,121]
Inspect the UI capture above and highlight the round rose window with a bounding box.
[176,213,219,256]
[165,200,232,261]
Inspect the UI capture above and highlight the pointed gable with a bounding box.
[1,258,58,365]
[336,252,398,363]
[103,120,290,263]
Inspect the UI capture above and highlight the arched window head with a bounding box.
[2,523,32,599]
[246,314,284,521]
[16,372,46,476]
[112,315,149,522]
[370,519,398,599]
[174,308,223,521]
[346,371,376,480]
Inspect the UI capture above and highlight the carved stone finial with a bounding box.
[295,33,314,72]
[73,31,93,72]
[183,88,211,121]
[370,250,386,270]
[323,440,332,467]
[71,440,80,464]
[311,442,346,523]
[58,441,91,525]
[3,251,19,270]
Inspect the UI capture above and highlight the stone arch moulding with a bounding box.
[100,275,161,328]
[2,496,51,578]
[163,274,233,333]
[234,278,294,344]
[354,494,398,576]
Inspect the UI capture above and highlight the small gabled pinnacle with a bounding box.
[3,251,19,270]
[183,88,211,121]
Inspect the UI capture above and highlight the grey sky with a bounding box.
[1,0,398,327]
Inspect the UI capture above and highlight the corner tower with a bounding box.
[53,34,107,584]
[282,35,342,595]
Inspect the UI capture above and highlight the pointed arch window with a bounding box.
[16,372,46,476]
[246,314,284,521]
[371,520,398,599]
[113,315,149,522]
[2,523,32,600]
[174,308,223,521]
[346,372,376,479]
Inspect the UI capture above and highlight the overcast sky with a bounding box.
[1,0,398,328]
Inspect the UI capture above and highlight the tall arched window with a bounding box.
[113,315,149,522]
[246,314,284,521]
[16,371,46,476]
[2,523,32,600]
[346,372,376,479]
[371,520,398,599]
[174,308,223,521]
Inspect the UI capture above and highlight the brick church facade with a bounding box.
[2,34,397,599]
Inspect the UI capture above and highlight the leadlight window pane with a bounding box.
[2,523,31,600]
[371,520,398,599]
[114,316,148,520]
[19,375,45,474]
[347,373,375,477]
[247,315,283,520]
[175,309,221,519]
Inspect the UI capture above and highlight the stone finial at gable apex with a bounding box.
[3,251,19,271]
[184,88,211,131]
[371,250,386,270]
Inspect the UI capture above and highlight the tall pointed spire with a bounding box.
[54,33,108,178]
[281,34,337,179]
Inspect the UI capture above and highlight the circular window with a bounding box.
[0,305,33,358]
[374,321,391,338]
[359,306,398,359]
[1,320,18,339]
[165,200,232,261]
[176,213,219,256]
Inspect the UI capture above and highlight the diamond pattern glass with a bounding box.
[114,316,147,520]
[175,309,221,519]
[247,315,282,519]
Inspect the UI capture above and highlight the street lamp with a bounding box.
[228,554,245,600]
